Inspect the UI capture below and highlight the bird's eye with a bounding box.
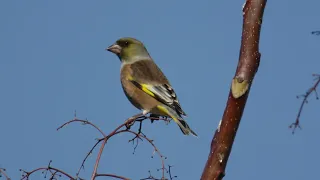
[124,41,129,46]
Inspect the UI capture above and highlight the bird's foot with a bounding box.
[125,117,136,130]
[149,114,160,123]
[124,113,146,129]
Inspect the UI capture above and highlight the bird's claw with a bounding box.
[125,117,136,129]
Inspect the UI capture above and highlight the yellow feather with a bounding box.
[127,75,134,81]
[127,75,155,97]
[156,105,178,121]
[141,84,155,97]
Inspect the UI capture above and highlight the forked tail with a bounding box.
[157,105,197,136]
[176,118,198,136]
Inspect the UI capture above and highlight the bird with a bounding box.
[106,37,197,136]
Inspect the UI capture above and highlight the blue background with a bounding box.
[1,1,320,180]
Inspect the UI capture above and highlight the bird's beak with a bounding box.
[106,44,122,55]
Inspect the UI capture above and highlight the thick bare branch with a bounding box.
[201,0,267,179]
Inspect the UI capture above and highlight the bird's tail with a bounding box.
[176,118,198,137]
[156,105,197,137]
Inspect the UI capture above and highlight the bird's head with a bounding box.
[106,37,150,63]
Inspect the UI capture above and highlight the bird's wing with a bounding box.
[128,59,187,116]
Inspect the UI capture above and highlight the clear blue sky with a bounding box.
[1,1,320,180]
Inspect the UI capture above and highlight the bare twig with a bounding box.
[90,113,144,180]
[129,120,145,154]
[20,161,75,180]
[25,108,171,180]
[140,165,176,180]
[76,139,102,178]
[289,74,320,133]
[57,118,107,137]
[56,113,168,180]
[125,130,166,178]
[0,168,11,180]
[95,174,130,180]
[140,170,165,180]
[140,171,157,180]
[167,166,177,180]
[141,166,176,180]
[201,0,267,179]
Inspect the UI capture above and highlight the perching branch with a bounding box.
[201,0,267,179]
[289,74,320,134]
[21,113,171,180]
[57,113,169,180]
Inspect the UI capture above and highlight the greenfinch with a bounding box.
[107,37,197,136]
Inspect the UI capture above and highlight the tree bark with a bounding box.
[201,0,267,179]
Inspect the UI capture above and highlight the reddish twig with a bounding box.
[90,113,144,180]
[289,74,320,133]
[95,174,130,180]
[57,113,168,180]
[20,161,75,180]
[0,168,11,180]
[201,0,266,179]
[58,119,107,137]
[24,112,169,180]
[88,129,166,179]
[76,139,102,178]
[121,129,166,178]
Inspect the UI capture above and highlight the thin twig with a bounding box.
[27,113,168,180]
[0,168,11,180]
[290,74,320,133]
[167,165,177,180]
[20,167,75,180]
[76,139,104,178]
[129,120,144,154]
[121,130,166,178]
[57,119,107,137]
[90,113,144,180]
[95,174,130,180]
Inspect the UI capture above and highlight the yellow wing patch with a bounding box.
[127,75,134,81]
[141,84,155,97]
[156,105,178,121]
[127,75,155,97]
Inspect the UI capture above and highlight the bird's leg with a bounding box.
[149,114,160,123]
[125,113,145,130]
[148,114,171,124]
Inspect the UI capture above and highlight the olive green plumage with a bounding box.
[107,37,197,136]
